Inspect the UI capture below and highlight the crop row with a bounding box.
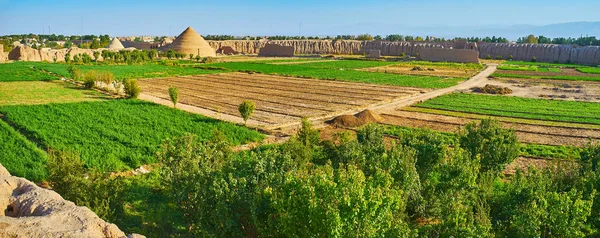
[0,120,47,181]
[497,65,561,72]
[415,93,600,125]
[491,73,600,82]
[205,62,465,88]
[501,61,588,68]
[0,100,264,173]
[34,62,226,80]
[0,62,58,81]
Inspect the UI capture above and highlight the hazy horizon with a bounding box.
[1,0,599,39]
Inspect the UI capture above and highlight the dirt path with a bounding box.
[372,64,498,114]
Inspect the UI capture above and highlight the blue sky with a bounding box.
[0,0,599,37]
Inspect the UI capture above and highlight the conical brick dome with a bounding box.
[107,38,125,49]
[164,27,216,57]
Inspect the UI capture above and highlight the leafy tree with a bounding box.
[168,87,179,108]
[523,34,539,44]
[123,79,141,99]
[93,51,100,62]
[356,34,374,41]
[238,100,255,125]
[459,119,519,175]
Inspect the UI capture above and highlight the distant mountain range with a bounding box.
[320,21,600,41]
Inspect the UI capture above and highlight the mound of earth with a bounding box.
[472,84,513,95]
[0,163,143,238]
[355,109,385,124]
[328,110,384,128]
[411,66,435,71]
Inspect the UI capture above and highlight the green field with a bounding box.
[383,125,582,160]
[415,93,600,125]
[0,120,47,181]
[497,65,561,72]
[492,73,600,82]
[0,100,264,173]
[0,62,58,81]
[577,67,600,74]
[34,62,226,80]
[502,61,588,68]
[0,81,110,106]
[206,61,465,88]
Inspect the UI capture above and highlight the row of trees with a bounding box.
[46,113,600,237]
[518,34,600,45]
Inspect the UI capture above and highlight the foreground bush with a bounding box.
[47,120,600,237]
[123,79,141,99]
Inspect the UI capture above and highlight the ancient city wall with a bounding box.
[419,48,479,63]
[478,43,600,65]
[258,44,295,57]
[208,40,451,56]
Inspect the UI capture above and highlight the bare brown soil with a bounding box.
[139,72,423,126]
[381,110,600,146]
[472,77,600,103]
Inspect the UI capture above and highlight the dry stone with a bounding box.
[0,163,143,238]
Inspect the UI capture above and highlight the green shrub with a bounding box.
[83,70,98,89]
[168,87,179,108]
[238,100,255,125]
[496,55,503,60]
[531,56,537,62]
[486,54,492,59]
[508,54,513,60]
[459,119,520,175]
[123,79,141,99]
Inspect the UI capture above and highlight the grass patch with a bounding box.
[0,120,47,181]
[0,100,264,173]
[383,124,581,160]
[0,81,110,106]
[0,62,58,81]
[577,68,600,74]
[402,106,600,130]
[497,65,561,72]
[502,61,588,68]
[294,60,401,69]
[491,73,600,82]
[206,62,465,89]
[34,62,227,80]
[415,93,600,125]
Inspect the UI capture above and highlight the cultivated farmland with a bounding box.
[0,100,264,174]
[206,61,466,88]
[0,62,58,81]
[380,93,600,147]
[139,72,428,126]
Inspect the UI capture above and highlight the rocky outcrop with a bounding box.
[0,163,143,238]
[478,43,600,65]
[7,46,129,62]
[0,45,6,63]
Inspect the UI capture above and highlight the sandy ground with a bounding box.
[469,77,600,103]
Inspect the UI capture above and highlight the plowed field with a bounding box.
[139,72,428,125]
